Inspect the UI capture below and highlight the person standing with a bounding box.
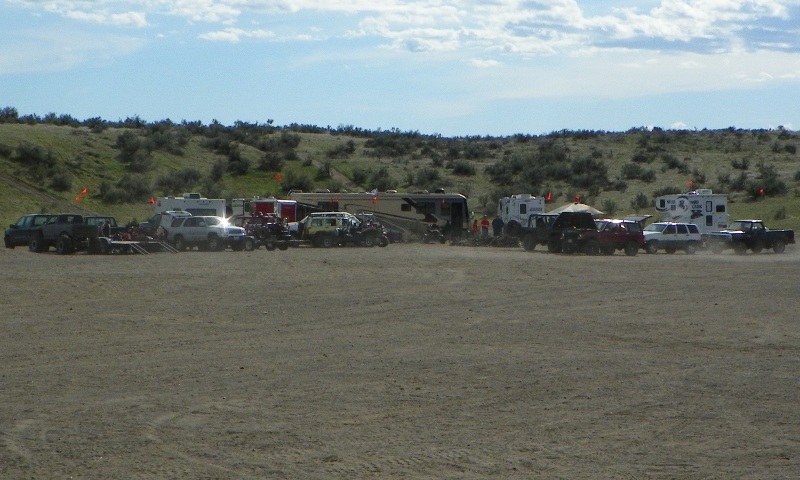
[480,215,490,237]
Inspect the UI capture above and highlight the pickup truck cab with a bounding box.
[30,213,99,254]
[5,214,52,248]
[642,222,702,254]
[83,216,128,237]
[706,220,795,254]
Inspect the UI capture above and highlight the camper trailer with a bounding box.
[154,193,226,218]
[654,189,728,234]
[497,194,545,236]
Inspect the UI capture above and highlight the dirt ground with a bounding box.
[1,243,799,479]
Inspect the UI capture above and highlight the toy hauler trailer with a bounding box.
[154,193,227,218]
[497,194,545,236]
[654,189,728,234]
[287,190,469,237]
[231,197,299,222]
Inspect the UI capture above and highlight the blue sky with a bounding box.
[2,0,800,136]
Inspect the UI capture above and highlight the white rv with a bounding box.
[654,189,728,234]
[154,193,227,218]
[497,194,545,236]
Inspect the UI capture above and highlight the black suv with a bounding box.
[4,214,52,248]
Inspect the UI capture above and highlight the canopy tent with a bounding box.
[547,202,605,216]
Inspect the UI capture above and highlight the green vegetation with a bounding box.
[1,107,799,230]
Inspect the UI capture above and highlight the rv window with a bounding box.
[706,215,713,227]
[706,201,712,212]
[440,202,451,217]
[401,204,411,212]
[519,204,527,215]
[716,204,726,212]
[659,199,666,209]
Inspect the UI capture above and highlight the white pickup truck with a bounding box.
[642,222,702,254]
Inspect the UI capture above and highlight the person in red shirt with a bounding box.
[480,215,491,236]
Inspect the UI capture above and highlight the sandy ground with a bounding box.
[1,242,799,479]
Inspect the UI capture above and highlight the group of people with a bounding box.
[470,215,507,238]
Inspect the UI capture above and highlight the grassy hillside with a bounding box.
[2,118,799,231]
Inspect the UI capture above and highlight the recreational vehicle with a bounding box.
[654,189,728,234]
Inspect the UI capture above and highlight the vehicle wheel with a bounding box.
[624,241,639,256]
[87,237,102,255]
[772,239,786,254]
[584,240,600,255]
[278,241,289,251]
[562,242,576,254]
[378,235,389,247]
[547,238,562,253]
[751,240,764,254]
[523,235,536,252]
[362,235,376,248]
[733,242,747,255]
[56,235,74,255]
[645,241,658,254]
[684,242,697,255]
[207,235,223,251]
[665,246,677,254]
[265,241,276,251]
[173,235,186,251]
[319,234,335,248]
[243,237,255,251]
[29,234,45,253]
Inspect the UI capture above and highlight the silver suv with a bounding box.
[642,222,702,254]
[161,215,253,251]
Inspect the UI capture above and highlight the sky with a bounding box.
[2,0,800,137]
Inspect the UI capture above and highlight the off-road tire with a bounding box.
[207,235,223,251]
[56,235,74,255]
[624,241,639,256]
[265,241,276,251]
[278,241,290,251]
[772,239,786,254]
[362,235,376,248]
[584,240,600,255]
[243,237,255,251]
[378,235,389,248]
[318,234,335,248]
[173,235,186,251]
[547,238,562,253]
[29,234,45,253]
[645,241,659,254]
[751,241,764,254]
[522,235,536,252]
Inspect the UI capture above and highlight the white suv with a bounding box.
[643,222,702,254]
[161,215,253,251]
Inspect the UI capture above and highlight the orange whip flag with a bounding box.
[275,173,282,181]
[149,197,157,205]
[80,188,88,195]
